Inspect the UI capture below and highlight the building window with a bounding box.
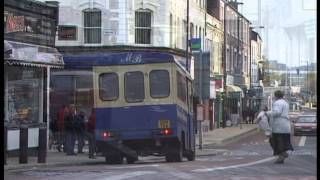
[83,9,101,44]
[190,23,194,38]
[170,13,173,47]
[195,25,198,38]
[135,10,152,44]
[125,71,145,103]
[50,70,94,119]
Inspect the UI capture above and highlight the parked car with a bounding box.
[293,115,317,136]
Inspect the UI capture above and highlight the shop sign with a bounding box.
[4,6,57,46]
[5,13,25,33]
[58,26,77,40]
[190,38,201,51]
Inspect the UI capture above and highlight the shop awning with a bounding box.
[227,85,244,98]
[4,40,64,68]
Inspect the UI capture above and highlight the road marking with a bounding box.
[109,164,159,169]
[96,171,157,180]
[191,156,277,172]
[298,136,307,147]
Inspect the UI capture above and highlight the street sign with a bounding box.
[197,104,204,121]
[190,38,201,51]
[193,52,210,99]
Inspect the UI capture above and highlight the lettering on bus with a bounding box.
[120,53,142,64]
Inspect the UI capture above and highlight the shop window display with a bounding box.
[6,66,43,127]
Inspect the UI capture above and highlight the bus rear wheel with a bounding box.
[165,144,183,162]
[105,155,123,164]
[186,151,195,161]
[126,156,137,164]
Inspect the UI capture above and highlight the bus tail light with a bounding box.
[102,131,113,139]
[160,128,173,135]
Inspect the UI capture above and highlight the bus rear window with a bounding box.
[150,70,170,98]
[125,71,145,103]
[99,73,119,101]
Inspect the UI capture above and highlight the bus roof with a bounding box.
[63,51,188,70]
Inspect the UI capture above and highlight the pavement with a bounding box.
[5,111,303,171]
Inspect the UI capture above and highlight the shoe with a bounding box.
[78,151,84,154]
[282,152,288,158]
[274,156,285,164]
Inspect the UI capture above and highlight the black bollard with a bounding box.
[19,124,28,164]
[38,125,47,163]
[4,124,7,165]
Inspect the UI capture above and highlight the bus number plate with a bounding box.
[159,120,170,128]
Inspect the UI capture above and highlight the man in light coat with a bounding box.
[265,90,294,164]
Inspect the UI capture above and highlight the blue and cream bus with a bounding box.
[51,50,195,164]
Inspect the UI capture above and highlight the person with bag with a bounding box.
[265,90,294,164]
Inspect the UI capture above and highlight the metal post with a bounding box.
[186,0,189,72]
[199,49,203,150]
[222,3,227,129]
[4,123,7,165]
[46,67,50,150]
[38,124,47,163]
[19,124,28,164]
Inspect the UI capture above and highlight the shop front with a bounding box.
[226,85,244,126]
[4,0,61,157]
[4,41,64,154]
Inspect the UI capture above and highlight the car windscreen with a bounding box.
[297,116,316,123]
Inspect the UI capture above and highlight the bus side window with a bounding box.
[188,79,193,113]
[177,71,187,104]
[99,73,119,101]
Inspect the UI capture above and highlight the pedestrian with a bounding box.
[86,108,96,159]
[265,90,294,164]
[49,117,59,150]
[64,105,77,155]
[75,110,86,154]
[57,105,68,152]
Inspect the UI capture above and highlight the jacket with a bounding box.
[266,99,291,134]
[86,112,96,134]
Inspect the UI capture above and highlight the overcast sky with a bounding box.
[240,0,316,67]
